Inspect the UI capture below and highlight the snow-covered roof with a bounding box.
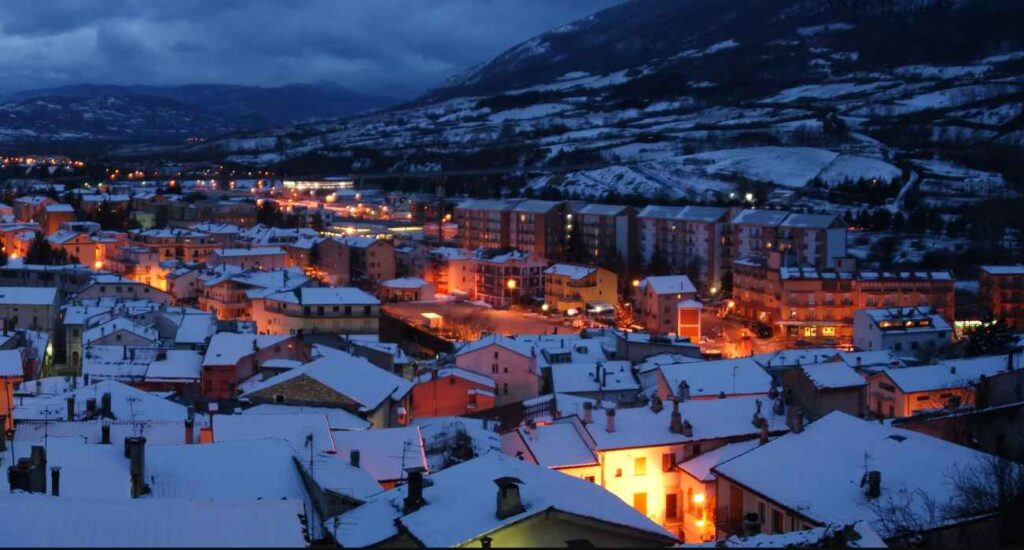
[505,417,598,469]
[83,346,202,383]
[636,352,705,375]
[834,350,904,369]
[858,306,951,333]
[202,333,291,367]
[587,396,787,451]
[379,277,429,289]
[82,318,159,345]
[455,333,534,359]
[780,212,843,229]
[240,404,371,431]
[264,286,380,306]
[638,275,696,295]
[689,521,886,548]
[752,348,842,369]
[455,198,514,212]
[879,355,1014,393]
[551,361,639,394]
[0,349,23,377]
[576,203,630,216]
[712,412,1001,536]
[512,199,561,213]
[331,426,428,483]
[731,209,790,226]
[15,380,189,422]
[242,350,411,410]
[328,453,676,547]
[543,263,597,280]
[0,286,56,305]
[679,439,761,482]
[800,362,867,390]
[413,366,496,388]
[0,495,307,547]
[659,358,773,398]
[212,413,336,456]
[212,246,285,257]
[979,265,1024,275]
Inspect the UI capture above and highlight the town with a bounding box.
[0,152,1018,547]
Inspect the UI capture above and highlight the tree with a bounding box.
[963,317,1016,357]
[25,233,78,265]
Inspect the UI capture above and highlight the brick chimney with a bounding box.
[126,436,148,498]
[677,380,690,401]
[604,407,616,433]
[862,470,881,499]
[403,466,427,514]
[85,398,96,417]
[681,419,693,438]
[184,418,194,444]
[759,421,769,445]
[101,423,111,444]
[786,406,804,434]
[649,394,663,413]
[101,392,112,418]
[494,477,525,519]
[669,398,684,434]
[752,399,765,428]
[582,401,593,424]
[50,467,61,497]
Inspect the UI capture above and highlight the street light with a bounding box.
[506,279,517,290]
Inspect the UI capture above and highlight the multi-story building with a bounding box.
[0,286,58,331]
[979,265,1024,327]
[454,199,513,251]
[249,286,381,335]
[733,257,954,341]
[129,228,221,263]
[852,306,952,358]
[337,236,396,285]
[472,248,546,309]
[633,275,698,336]
[509,200,565,261]
[543,263,617,314]
[638,205,730,293]
[423,247,475,297]
[731,210,846,270]
[573,203,638,267]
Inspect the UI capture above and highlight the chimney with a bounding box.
[862,470,881,499]
[127,436,148,498]
[85,398,96,417]
[0,415,5,451]
[768,385,778,400]
[681,419,693,437]
[669,398,684,434]
[494,477,525,519]
[582,401,593,424]
[66,396,75,421]
[787,406,804,434]
[29,445,47,493]
[678,380,690,401]
[650,394,663,413]
[184,419,194,444]
[605,407,616,433]
[856,356,863,368]
[350,449,361,468]
[50,467,61,497]
[83,373,90,386]
[403,467,427,514]
[752,399,764,428]
[101,423,111,444]
[101,392,112,418]
[759,421,769,445]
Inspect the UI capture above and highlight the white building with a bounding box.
[853,306,952,358]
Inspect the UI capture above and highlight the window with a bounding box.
[662,452,675,472]
[584,475,595,483]
[772,509,784,533]
[686,488,694,514]
[693,443,702,456]
[758,501,767,529]
[503,383,509,395]
[503,367,508,374]
[615,468,622,478]
[493,351,499,359]
[633,493,647,515]
[448,377,456,386]
[665,493,679,520]
[634,457,646,476]
[491,364,499,373]
[275,394,284,404]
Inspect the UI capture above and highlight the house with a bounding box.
[866,354,1016,418]
[208,246,288,270]
[549,361,640,403]
[423,246,475,297]
[472,248,546,309]
[543,263,617,314]
[240,348,412,428]
[634,276,698,336]
[200,333,307,400]
[82,318,160,348]
[504,396,789,537]
[455,334,541,406]
[0,348,24,431]
[81,346,203,392]
[712,411,1007,545]
[337,236,396,285]
[782,362,867,419]
[853,306,952,359]
[654,358,773,401]
[240,403,371,431]
[614,330,703,363]
[378,277,435,302]
[128,227,221,263]
[73,274,172,305]
[197,265,310,321]
[48,230,104,268]
[331,426,428,488]
[411,367,496,418]
[0,286,58,332]
[676,439,762,543]
[249,286,381,336]
[39,203,76,234]
[342,336,411,374]
[327,453,678,547]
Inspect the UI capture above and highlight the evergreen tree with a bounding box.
[963,317,1016,357]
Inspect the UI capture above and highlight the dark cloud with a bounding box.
[0,0,621,97]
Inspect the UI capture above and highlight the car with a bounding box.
[752,323,773,339]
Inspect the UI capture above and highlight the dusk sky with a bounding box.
[0,0,621,97]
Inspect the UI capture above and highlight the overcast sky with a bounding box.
[0,0,621,97]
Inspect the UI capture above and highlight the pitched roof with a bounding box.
[202,333,291,367]
[800,362,867,390]
[14,380,189,422]
[240,404,371,431]
[328,453,676,547]
[331,426,428,483]
[659,358,773,398]
[639,275,697,295]
[504,417,598,469]
[880,355,1013,393]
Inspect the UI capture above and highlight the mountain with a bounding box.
[110,0,1024,210]
[0,82,401,143]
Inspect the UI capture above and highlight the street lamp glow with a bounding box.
[506,279,517,290]
[744,192,754,202]
[541,303,550,312]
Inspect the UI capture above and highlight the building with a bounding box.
[638,205,730,294]
[654,358,773,401]
[200,333,307,400]
[128,228,221,263]
[423,247,475,297]
[411,367,496,419]
[197,266,310,321]
[249,286,381,335]
[782,362,867,419]
[733,259,954,342]
[39,203,77,235]
[454,199,513,251]
[337,236,396,285]
[377,277,435,303]
[472,248,546,309]
[0,287,58,331]
[543,263,617,314]
[73,274,173,305]
[853,306,952,358]
[633,275,698,336]
[208,247,288,270]
[866,355,1014,418]
[979,265,1024,328]
[731,210,846,270]
[712,412,1006,545]
[574,203,638,267]
[510,200,566,261]
[455,334,541,406]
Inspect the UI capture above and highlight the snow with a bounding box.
[659,358,773,398]
[202,333,291,367]
[818,155,902,185]
[712,412,1001,537]
[679,439,760,482]
[687,147,839,188]
[0,286,57,305]
[331,426,428,483]
[240,403,371,431]
[488,103,572,123]
[640,275,696,295]
[551,361,639,395]
[765,81,893,103]
[893,64,991,79]
[881,355,1014,393]
[242,350,411,410]
[949,102,1023,126]
[212,413,336,456]
[543,263,597,280]
[800,362,867,390]
[15,380,189,422]
[380,277,429,289]
[0,495,307,547]
[328,453,675,547]
[413,366,495,389]
[504,418,598,469]
[0,349,23,377]
[796,22,854,36]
